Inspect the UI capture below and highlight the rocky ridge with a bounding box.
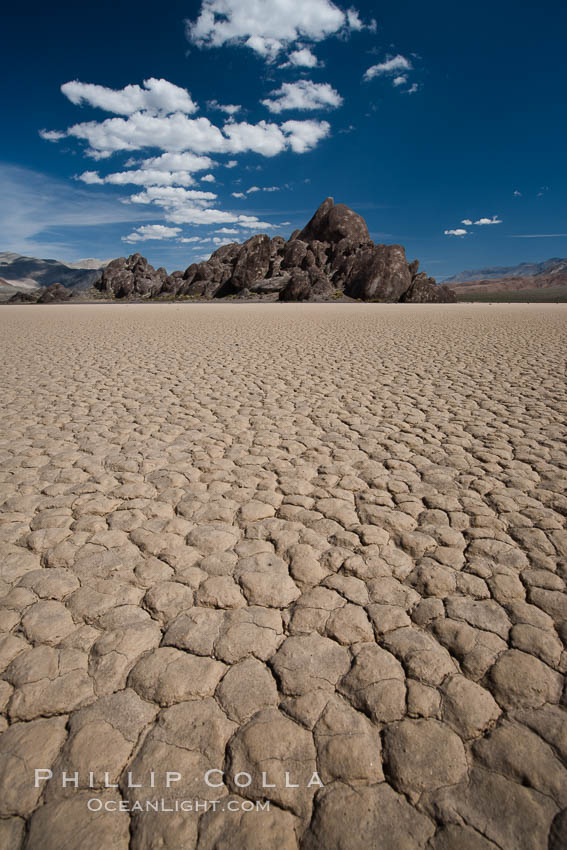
[96,198,456,303]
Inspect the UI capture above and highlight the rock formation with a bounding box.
[8,283,73,304]
[36,283,73,304]
[95,198,456,303]
[7,290,38,304]
[96,254,169,299]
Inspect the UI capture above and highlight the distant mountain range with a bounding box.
[445,257,567,283]
[0,252,107,300]
[446,257,567,299]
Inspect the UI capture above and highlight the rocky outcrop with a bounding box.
[96,199,456,303]
[8,290,38,304]
[95,254,169,299]
[36,284,73,304]
[402,274,458,303]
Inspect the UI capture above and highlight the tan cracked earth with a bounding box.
[0,303,566,850]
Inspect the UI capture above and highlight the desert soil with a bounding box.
[0,303,566,850]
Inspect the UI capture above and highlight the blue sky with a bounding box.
[1,0,566,278]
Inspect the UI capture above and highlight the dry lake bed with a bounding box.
[0,303,566,850]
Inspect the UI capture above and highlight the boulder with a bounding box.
[279,270,313,302]
[340,244,412,301]
[229,234,272,293]
[298,197,370,244]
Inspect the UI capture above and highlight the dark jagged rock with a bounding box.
[401,273,457,303]
[298,197,370,245]
[338,245,412,301]
[36,283,73,303]
[279,270,312,302]
[8,283,76,304]
[228,234,272,294]
[95,254,169,299]
[8,290,38,304]
[97,198,455,303]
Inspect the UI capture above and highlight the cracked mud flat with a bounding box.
[0,302,566,850]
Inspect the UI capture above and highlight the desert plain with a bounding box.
[0,302,566,850]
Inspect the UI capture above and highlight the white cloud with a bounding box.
[122,224,181,243]
[78,171,104,185]
[232,192,246,198]
[141,152,215,172]
[201,173,216,182]
[215,227,240,234]
[346,8,363,30]
[474,216,502,225]
[61,78,198,116]
[123,184,275,229]
[39,129,66,142]
[235,216,274,228]
[262,80,343,113]
[364,54,412,81]
[178,236,202,243]
[281,119,330,152]
[207,99,242,115]
[405,83,419,94]
[392,75,407,87]
[62,111,329,159]
[285,47,320,68]
[444,228,468,237]
[225,160,238,168]
[128,186,218,207]
[461,219,473,225]
[513,190,522,197]
[246,185,279,193]
[43,78,331,160]
[75,152,215,188]
[186,0,367,60]
[77,168,198,187]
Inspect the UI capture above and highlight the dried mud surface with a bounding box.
[0,303,566,850]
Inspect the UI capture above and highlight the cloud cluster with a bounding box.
[364,55,411,81]
[232,185,280,198]
[61,78,198,116]
[122,224,182,243]
[461,216,502,225]
[63,113,328,159]
[207,99,242,115]
[246,185,279,192]
[76,151,215,188]
[445,215,503,236]
[42,79,332,162]
[38,7,350,251]
[121,184,275,229]
[186,0,368,60]
[363,54,418,93]
[262,80,343,113]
